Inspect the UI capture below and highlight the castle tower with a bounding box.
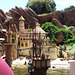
[7,24,12,43]
[4,22,17,66]
[19,16,25,30]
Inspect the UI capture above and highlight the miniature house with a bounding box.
[31,23,46,55]
[18,16,30,56]
[4,23,17,66]
[49,46,58,59]
[32,23,46,39]
[42,44,59,60]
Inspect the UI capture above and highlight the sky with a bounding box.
[0,0,75,12]
[54,0,75,11]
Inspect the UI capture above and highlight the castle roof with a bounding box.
[10,24,18,32]
[19,16,25,21]
[32,23,46,34]
[18,29,30,37]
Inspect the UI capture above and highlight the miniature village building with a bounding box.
[31,23,46,56]
[4,23,17,66]
[0,15,60,61]
[32,23,46,39]
[4,16,60,59]
[42,44,59,60]
[32,24,59,60]
[18,29,30,56]
[29,25,50,75]
[18,16,31,56]
[2,15,60,64]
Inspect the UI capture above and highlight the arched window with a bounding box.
[23,38,25,40]
[21,43,24,47]
[21,38,22,40]
[12,35,14,38]
[18,41,20,46]
[12,39,15,43]
[25,43,28,47]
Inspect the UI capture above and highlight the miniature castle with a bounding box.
[2,15,60,65]
[5,16,47,58]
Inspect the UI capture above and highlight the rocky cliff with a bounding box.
[52,9,75,27]
[0,6,75,30]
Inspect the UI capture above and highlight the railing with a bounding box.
[32,59,50,68]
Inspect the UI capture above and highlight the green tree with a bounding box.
[27,0,56,14]
[64,5,75,11]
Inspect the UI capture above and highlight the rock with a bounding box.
[71,28,75,34]
[57,32,64,43]
[9,6,38,29]
[51,9,75,27]
[52,18,65,29]
[67,26,75,34]
[38,13,52,24]
[0,6,75,30]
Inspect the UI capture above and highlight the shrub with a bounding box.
[41,22,75,45]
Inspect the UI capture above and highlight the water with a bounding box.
[47,69,69,75]
[13,69,69,75]
[13,69,29,75]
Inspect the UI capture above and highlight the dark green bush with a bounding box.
[41,22,75,45]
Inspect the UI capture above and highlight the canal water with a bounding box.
[13,69,69,75]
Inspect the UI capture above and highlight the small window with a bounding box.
[21,38,22,40]
[21,43,24,47]
[12,39,15,43]
[23,38,25,40]
[12,35,14,38]
[25,43,28,47]
[18,41,20,46]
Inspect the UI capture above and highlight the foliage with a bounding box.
[29,28,32,32]
[67,44,75,54]
[63,25,68,30]
[41,22,75,45]
[41,22,59,42]
[58,29,75,45]
[64,5,75,11]
[27,0,56,14]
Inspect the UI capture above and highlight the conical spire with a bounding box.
[19,16,25,21]
[19,16,25,30]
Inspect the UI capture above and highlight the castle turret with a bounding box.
[4,22,17,66]
[19,16,25,30]
[7,22,12,43]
